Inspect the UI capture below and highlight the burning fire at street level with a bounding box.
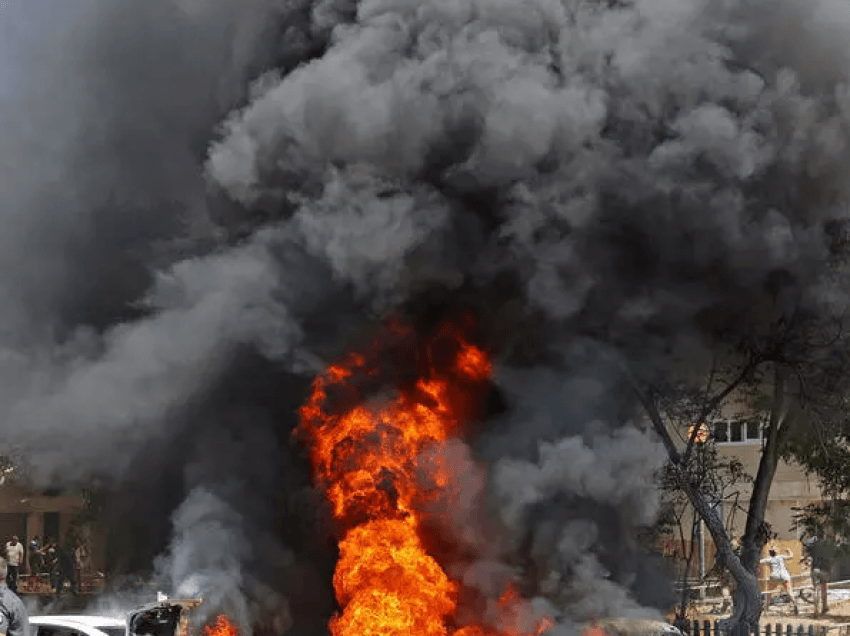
[203,616,238,636]
[297,321,553,636]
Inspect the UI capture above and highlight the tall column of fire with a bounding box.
[296,324,492,636]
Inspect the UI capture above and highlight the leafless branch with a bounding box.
[683,356,761,464]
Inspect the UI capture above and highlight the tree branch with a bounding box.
[631,381,682,464]
[683,356,761,463]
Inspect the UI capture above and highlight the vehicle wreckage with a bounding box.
[127,598,205,636]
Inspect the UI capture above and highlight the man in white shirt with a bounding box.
[3,538,23,594]
[761,545,799,615]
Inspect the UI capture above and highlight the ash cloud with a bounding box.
[2,0,850,630]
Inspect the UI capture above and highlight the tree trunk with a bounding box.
[727,573,761,635]
[706,367,791,633]
[682,479,762,633]
[743,367,787,551]
[677,510,700,619]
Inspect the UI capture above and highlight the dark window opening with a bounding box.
[747,420,761,440]
[43,512,60,543]
[730,422,743,442]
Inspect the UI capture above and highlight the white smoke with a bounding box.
[158,488,251,631]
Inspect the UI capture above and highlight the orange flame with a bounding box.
[582,624,613,636]
[535,618,556,635]
[297,321,552,636]
[203,616,238,636]
[492,584,556,636]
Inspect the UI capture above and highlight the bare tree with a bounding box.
[654,442,752,620]
[627,296,850,634]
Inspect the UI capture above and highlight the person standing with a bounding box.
[74,540,89,594]
[761,545,799,615]
[42,538,56,572]
[28,536,42,575]
[0,559,29,636]
[42,538,59,593]
[3,539,23,595]
[803,537,833,614]
[52,539,77,596]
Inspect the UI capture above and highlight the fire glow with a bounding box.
[203,616,238,636]
[297,321,553,636]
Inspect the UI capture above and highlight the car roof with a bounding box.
[28,621,111,636]
[29,617,126,634]
[31,617,125,627]
[35,614,126,627]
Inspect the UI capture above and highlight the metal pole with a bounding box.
[698,520,706,580]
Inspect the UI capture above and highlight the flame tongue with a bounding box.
[333,519,455,636]
[298,323,490,636]
[203,616,238,636]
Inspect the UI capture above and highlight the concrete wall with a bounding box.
[715,443,821,541]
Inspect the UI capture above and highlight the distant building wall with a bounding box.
[661,418,823,587]
[715,442,821,541]
[0,482,104,572]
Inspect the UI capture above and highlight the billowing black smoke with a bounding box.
[3,0,850,631]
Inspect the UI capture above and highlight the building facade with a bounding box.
[711,418,822,543]
[0,482,88,569]
[661,418,822,584]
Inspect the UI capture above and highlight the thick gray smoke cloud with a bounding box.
[492,425,668,619]
[494,427,665,534]
[3,0,850,630]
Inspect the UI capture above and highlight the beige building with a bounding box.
[710,419,822,542]
[662,419,822,583]
[0,481,88,567]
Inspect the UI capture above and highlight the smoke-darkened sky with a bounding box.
[3,0,850,632]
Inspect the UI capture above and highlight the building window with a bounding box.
[747,420,760,440]
[712,420,762,445]
[730,421,743,442]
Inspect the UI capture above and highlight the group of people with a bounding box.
[2,534,87,596]
[31,535,82,595]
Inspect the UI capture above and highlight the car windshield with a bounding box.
[98,628,125,636]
